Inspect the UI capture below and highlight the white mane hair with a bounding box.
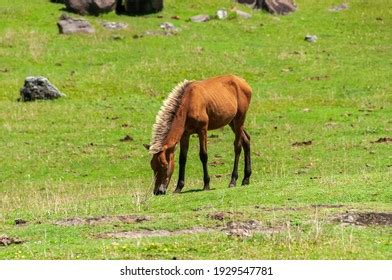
[149,80,193,154]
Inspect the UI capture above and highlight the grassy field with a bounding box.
[0,0,391,259]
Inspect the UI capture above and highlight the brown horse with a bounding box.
[144,75,252,195]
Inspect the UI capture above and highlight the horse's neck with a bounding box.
[164,104,187,149]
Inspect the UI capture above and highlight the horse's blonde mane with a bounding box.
[149,80,192,154]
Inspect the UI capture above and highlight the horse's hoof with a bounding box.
[228,183,236,188]
[241,179,250,186]
[203,186,210,191]
[173,188,182,194]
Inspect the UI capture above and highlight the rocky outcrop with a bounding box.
[57,14,95,34]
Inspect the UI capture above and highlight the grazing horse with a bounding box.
[144,75,252,195]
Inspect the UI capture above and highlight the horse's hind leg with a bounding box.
[229,120,243,188]
[241,130,252,185]
[198,128,210,191]
[174,132,190,193]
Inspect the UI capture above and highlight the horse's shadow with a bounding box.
[177,188,216,194]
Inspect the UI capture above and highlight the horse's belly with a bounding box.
[206,101,237,130]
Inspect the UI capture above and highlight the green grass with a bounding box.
[0,0,391,259]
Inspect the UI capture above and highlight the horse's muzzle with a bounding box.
[154,184,167,195]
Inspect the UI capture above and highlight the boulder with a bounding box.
[235,0,296,15]
[57,14,95,34]
[65,0,116,15]
[261,0,296,15]
[236,0,259,9]
[20,77,65,102]
[119,0,163,15]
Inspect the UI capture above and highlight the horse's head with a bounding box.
[144,144,175,195]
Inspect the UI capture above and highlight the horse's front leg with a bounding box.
[174,132,190,193]
[198,129,210,190]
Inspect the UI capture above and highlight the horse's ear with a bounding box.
[143,144,150,151]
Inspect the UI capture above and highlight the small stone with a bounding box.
[190,14,210,23]
[102,21,128,30]
[305,35,317,43]
[216,9,228,20]
[160,22,178,33]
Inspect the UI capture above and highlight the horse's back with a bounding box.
[186,75,252,130]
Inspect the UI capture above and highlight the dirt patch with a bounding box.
[335,212,392,226]
[97,227,215,239]
[308,75,330,81]
[254,204,344,211]
[292,140,312,147]
[371,137,392,144]
[0,236,24,246]
[224,220,282,237]
[120,135,134,142]
[207,211,242,221]
[210,160,224,167]
[192,205,214,211]
[97,220,283,239]
[55,215,150,226]
[15,219,28,225]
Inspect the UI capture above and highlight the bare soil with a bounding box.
[207,211,243,221]
[371,137,392,144]
[97,220,283,239]
[97,227,215,239]
[54,215,150,226]
[335,212,392,226]
[254,204,344,211]
[292,140,312,147]
[0,236,24,246]
[224,220,283,237]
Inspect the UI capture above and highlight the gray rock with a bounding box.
[262,0,296,15]
[190,14,210,23]
[235,0,296,15]
[65,0,116,15]
[57,14,95,34]
[20,77,65,102]
[305,35,317,43]
[102,21,128,30]
[160,22,175,31]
